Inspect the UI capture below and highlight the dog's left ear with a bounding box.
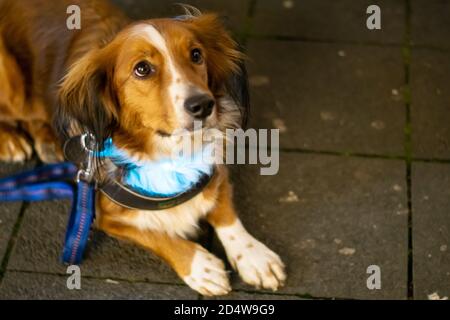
[54,46,119,149]
[186,14,250,127]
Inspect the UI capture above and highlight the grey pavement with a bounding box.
[0,0,449,300]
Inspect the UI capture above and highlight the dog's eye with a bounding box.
[134,61,154,78]
[191,48,203,64]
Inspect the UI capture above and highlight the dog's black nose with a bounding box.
[184,94,215,119]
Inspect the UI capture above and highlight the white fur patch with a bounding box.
[215,219,286,291]
[118,193,216,238]
[183,248,231,296]
[140,25,191,125]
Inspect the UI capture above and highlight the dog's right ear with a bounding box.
[54,47,119,149]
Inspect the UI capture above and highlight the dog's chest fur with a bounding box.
[112,192,217,238]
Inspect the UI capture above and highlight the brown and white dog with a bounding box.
[0,0,285,295]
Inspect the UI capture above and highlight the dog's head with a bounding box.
[56,12,249,160]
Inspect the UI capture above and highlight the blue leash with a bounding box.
[0,162,95,265]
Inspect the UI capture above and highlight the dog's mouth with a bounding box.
[155,122,214,138]
[156,129,172,137]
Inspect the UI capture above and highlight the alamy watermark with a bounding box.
[366,5,381,30]
[366,265,381,290]
[66,5,81,30]
[166,121,280,176]
[66,4,382,32]
[66,265,81,290]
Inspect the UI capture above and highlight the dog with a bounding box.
[0,0,285,296]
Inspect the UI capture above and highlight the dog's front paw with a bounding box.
[0,130,33,162]
[183,248,231,296]
[216,220,286,291]
[25,121,63,164]
[34,140,64,164]
[230,239,286,291]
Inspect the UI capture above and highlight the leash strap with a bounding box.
[0,162,95,265]
[0,181,73,202]
[62,180,95,265]
[0,163,76,201]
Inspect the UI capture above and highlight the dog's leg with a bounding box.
[0,122,33,162]
[207,180,286,291]
[22,120,63,163]
[97,214,231,296]
[0,36,57,164]
[0,36,32,163]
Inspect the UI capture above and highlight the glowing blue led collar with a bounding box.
[98,138,214,198]
[63,134,215,210]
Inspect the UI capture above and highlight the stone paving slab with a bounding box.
[252,0,405,43]
[412,163,450,300]
[411,0,450,50]
[0,271,196,299]
[111,0,250,32]
[247,40,405,155]
[411,49,450,159]
[6,200,189,284]
[213,153,408,299]
[0,162,36,263]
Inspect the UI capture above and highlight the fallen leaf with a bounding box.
[249,75,270,87]
[283,0,295,9]
[339,247,356,256]
[279,191,299,203]
[428,292,448,300]
[320,111,335,121]
[105,279,119,285]
[273,118,287,133]
[371,120,385,130]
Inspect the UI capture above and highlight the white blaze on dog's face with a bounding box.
[142,24,216,130]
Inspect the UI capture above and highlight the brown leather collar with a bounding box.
[63,134,215,210]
